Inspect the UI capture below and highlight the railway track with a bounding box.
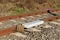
[0,18,60,40]
[0,9,60,40]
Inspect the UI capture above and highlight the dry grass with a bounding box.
[0,0,59,17]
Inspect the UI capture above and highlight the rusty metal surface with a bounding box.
[0,27,16,36]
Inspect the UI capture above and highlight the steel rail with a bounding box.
[45,15,60,21]
[0,8,60,22]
